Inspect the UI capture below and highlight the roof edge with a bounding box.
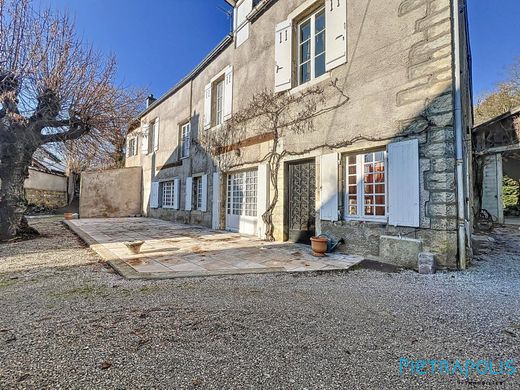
[473,105,520,132]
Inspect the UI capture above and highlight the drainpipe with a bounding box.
[452,0,467,269]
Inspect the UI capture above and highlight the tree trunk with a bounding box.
[0,135,39,240]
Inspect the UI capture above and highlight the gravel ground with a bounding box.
[0,218,519,389]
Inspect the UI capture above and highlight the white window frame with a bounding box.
[214,78,225,126]
[298,7,326,86]
[180,122,191,159]
[162,181,175,209]
[227,170,258,218]
[193,175,204,211]
[128,137,137,156]
[345,151,388,222]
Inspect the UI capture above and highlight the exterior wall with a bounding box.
[24,168,68,208]
[80,167,142,218]
[126,0,469,268]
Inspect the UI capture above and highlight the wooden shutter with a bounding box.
[388,139,420,227]
[150,182,159,209]
[274,20,293,93]
[325,0,347,71]
[185,177,193,211]
[201,174,208,212]
[173,178,181,210]
[256,164,270,238]
[223,66,233,121]
[204,83,212,130]
[141,124,149,154]
[212,172,221,229]
[320,153,339,221]
[153,118,160,151]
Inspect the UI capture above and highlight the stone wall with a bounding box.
[80,167,142,218]
[25,188,67,209]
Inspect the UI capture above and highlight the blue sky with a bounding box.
[43,0,519,101]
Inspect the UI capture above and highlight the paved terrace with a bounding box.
[65,218,362,279]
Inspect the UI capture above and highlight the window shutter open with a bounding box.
[201,174,208,212]
[325,0,347,71]
[224,66,233,121]
[320,153,339,221]
[150,182,159,209]
[141,125,149,154]
[173,178,180,210]
[388,139,420,227]
[212,172,221,229]
[153,118,160,151]
[126,138,130,157]
[204,83,212,130]
[274,20,293,93]
[257,164,270,238]
[185,177,193,211]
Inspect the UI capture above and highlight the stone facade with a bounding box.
[125,0,472,269]
[25,188,67,209]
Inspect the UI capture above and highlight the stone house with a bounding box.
[125,0,473,269]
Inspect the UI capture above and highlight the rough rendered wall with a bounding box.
[80,167,142,218]
[22,169,68,208]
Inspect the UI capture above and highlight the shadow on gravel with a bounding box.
[349,259,404,273]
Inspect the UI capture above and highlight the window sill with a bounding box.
[290,72,331,95]
[161,206,177,210]
[344,217,388,224]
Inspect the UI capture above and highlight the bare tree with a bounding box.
[0,0,140,239]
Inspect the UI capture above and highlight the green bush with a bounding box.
[503,176,519,212]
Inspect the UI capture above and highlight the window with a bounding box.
[128,138,137,157]
[162,181,175,208]
[180,122,191,159]
[148,120,155,154]
[193,176,203,211]
[214,78,225,126]
[227,170,257,217]
[298,8,326,85]
[346,151,386,220]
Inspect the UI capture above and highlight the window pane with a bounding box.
[375,206,385,216]
[301,40,311,62]
[375,173,385,183]
[300,62,310,83]
[365,184,373,194]
[300,20,311,42]
[375,195,385,205]
[315,53,326,78]
[374,151,385,161]
[375,184,385,193]
[348,176,356,185]
[348,156,356,165]
[315,31,325,55]
[364,154,373,163]
[315,10,325,33]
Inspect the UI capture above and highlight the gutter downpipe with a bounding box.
[452,0,467,269]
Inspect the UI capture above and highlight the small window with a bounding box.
[162,181,175,208]
[345,151,387,220]
[193,176,203,211]
[128,138,137,157]
[180,122,191,159]
[298,8,326,85]
[213,78,225,126]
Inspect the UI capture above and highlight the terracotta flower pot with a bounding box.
[64,212,74,220]
[310,236,328,257]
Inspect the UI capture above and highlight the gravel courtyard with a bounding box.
[1,218,519,389]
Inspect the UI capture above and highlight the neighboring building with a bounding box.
[473,106,520,225]
[125,0,473,269]
[25,148,69,209]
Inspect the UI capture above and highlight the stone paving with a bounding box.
[65,218,363,279]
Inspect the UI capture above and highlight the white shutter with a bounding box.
[204,83,212,130]
[212,172,221,229]
[185,177,193,211]
[126,138,130,157]
[173,178,181,210]
[141,124,149,154]
[223,66,233,121]
[201,174,208,212]
[320,153,339,221]
[150,182,159,209]
[274,20,293,93]
[153,118,160,151]
[388,139,420,227]
[256,164,270,238]
[325,0,347,71]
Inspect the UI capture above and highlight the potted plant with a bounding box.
[124,241,144,254]
[310,236,329,257]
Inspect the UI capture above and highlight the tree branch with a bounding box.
[40,122,90,144]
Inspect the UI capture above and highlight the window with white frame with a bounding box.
[180,122,191,159]
[345,151,387,220]
[162,181,175,208]
[227,170,257,217]
[128,137,137,156]
[298,8,326,85]
[193,176,203,211]
[214,78,225,126]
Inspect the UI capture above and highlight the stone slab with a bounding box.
[379,235,423,270]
